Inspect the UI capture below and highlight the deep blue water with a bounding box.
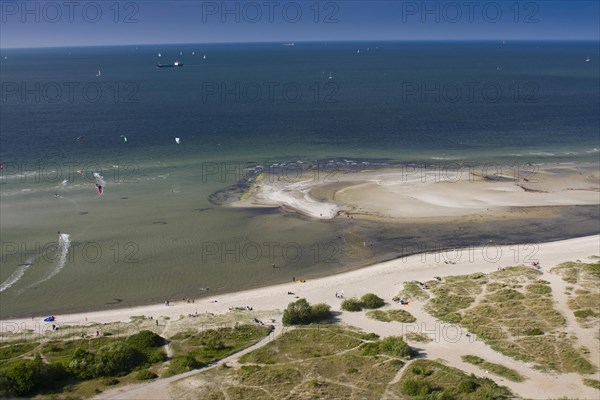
[1,41,599,167]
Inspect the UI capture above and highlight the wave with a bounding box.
[0,260,33,292]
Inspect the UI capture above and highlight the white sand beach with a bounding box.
[3,235,599,400]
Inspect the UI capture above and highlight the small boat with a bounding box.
[96,69,101,77]
[586,56,590,62]
[328,72,333,79]
[157,60,183,68]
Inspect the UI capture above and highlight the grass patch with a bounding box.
[0,342,39,361]
[391,359,513,399]
[397,281,430,301]
[583,378,600,389]
[404,333,432,343]
[187,325,412,400]
[461,355,526,382]
[239,325,362,364]
[366,309,416,323]
[167,324,272,375]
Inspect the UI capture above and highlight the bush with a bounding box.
[282,299,332,326]
[310,303,332,321]
[361,336,412,358]
[0,355,68,397]
[68,342,146,379]
[458,377,479,393]
[135,370,158,380]
[102,377,119,386]
[574,309,596,318]
[167,355,202,375]
[341,298,363,312]
[361,293,385,309]
[126,330,165,350]
[282,299,312,326]
[399,379,432,396]
[379,336,412,358]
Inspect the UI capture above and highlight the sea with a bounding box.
[1,41,599,318]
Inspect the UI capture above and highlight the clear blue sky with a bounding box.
[1,1,599,48]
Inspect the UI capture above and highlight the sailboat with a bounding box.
[203,54,207,60]
[96,69,101,77]
[158,53,162,57]
[328,72,333,80]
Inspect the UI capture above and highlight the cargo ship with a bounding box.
[156,60,183,68]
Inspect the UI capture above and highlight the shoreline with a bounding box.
[2,235,598,333]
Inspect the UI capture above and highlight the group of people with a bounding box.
[229,306,253,311]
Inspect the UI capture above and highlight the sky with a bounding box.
[1,0,599,48]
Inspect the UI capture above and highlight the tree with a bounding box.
[282,298,313,326]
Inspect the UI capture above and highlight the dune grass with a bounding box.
[583,378,600,389]
[175,325,514,400]
[366,309,416,323]
[425,265,597,374]
[552,261,600,328]
[397,281,430,302]
[461,354,526,382]
[390,359,514,399]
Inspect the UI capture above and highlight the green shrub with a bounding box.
[379,336,412,358]
[135,370,158,380]
[574,309,596,318]
[282,299,332,326]
[102,377,119,386]
[341,298,363,312]
[310,303,332,321]
[458,377,479,393]
[68,342,145,379]
[361,293,385,309]
[282,299,312,326]
[361,336,412,358]
[0,355,68,397]
[167,355,202,375]
[400,379,432,396]
[126,330,165,349]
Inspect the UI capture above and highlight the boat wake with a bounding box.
[0,260,33,292]
[28,233,72,287]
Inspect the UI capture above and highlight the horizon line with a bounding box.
[2,38,599,50]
